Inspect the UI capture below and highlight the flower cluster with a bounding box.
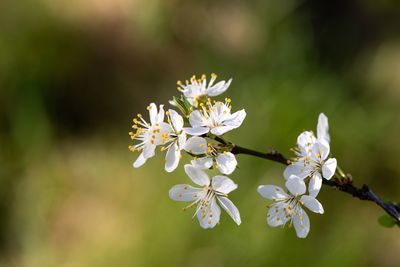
[129,74,245,228]
[257,113,337,237]
[129,74,338,238]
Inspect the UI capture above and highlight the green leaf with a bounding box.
[378,214,397,228]
[172,96,187,115]
[172,95,193,120]
[181,96,192,111]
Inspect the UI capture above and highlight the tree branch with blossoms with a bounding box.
[129,74,400,238]
[231,143,400,226]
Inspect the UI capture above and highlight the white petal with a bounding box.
[133,152,147,168]
[210,126,234,136]
[178,132,187,149]
[257,185,288,201]
[317,113,330,144]
[142,143,156,158]
[183,137,207,154]
[206,79,232,96]
[165,143,180,172]
[283,163,311,180]
[308,172,322,198]
[300,195,324,214]
[217,196,241,225]
[197,197,221,229]
[317,140,330,160]
[285,176,306,196]
[215,152,237,175]
[168,109,184,132]
[211,175,237,194]
[322,158,337,180]
[158,121,173,134]
[169,184,204,201]
[148,103,157,125]
[184,164,210,186]
[191,157,213,169]
[189,110,207,127]
[156,104,165,123]
[267,202,289,227]
[293,209,310,238]
[168,99,177,107]
[183,127,209,136]
[297,131,316,148]
[223,109,246,129]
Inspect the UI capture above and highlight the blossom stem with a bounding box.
[231,144,400,224]
[231,145,289,165]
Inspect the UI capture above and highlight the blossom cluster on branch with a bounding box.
[129,74,245,229]
[257,114,335,237]
[129,74,398,238]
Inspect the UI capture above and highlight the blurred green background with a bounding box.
[0,0,399,266]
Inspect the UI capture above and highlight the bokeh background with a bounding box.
[0,0,399,266]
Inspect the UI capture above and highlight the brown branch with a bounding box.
[231,144,400,224]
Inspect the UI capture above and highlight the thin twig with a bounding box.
[232,144,400,223]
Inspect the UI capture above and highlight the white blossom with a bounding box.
[257,175,324,238]
[169,165,241,228]
[284,113,337,197]
[184,99,246,136]
[184,136,238,175]
[177,74,232,107]
[129,103,171,168]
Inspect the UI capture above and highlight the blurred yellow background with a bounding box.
[0,0,399,266]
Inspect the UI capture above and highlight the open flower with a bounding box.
[129,103,171,168]
[177,74,232,107]
[284,113,337,197]
[184,136,237,175]
[184,99,246,136]
[257,175,324,238]
[192,152,237,175]
[169,165,241,228]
